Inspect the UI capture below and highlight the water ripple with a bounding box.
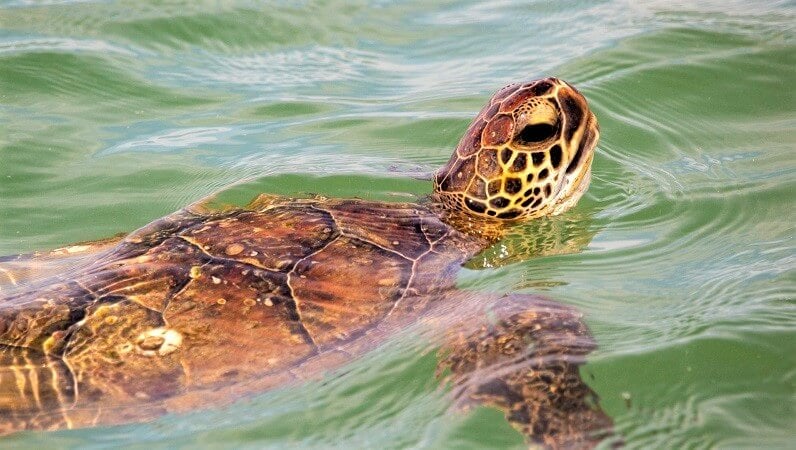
[0,1,794,448]
[176,47,383,90]
[0,36,136,56]
[103,126,236,154]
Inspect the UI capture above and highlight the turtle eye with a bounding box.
[516,123,555,145]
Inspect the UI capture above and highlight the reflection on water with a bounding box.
[0,0,793,448]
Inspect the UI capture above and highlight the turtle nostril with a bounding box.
[516,123,555,144]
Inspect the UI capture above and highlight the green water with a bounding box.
[1,0,794,448]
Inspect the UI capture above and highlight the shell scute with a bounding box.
[64,299,184,403]
[164,261,313,387]
[326,200,437,260]
[181,206,337,271]
[290,235,412,347]
[0,282,94,351]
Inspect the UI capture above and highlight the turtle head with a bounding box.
[433,78,599,221]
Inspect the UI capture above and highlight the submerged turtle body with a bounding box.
[1,196,482,430]
[0,78,610,448]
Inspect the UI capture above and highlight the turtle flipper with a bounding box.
[438,294,615,449]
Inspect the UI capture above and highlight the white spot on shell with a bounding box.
[264,298,274,307]
[211,276,221,284]
[134,328,182,357]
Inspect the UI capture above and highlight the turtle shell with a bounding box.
[0,196,484,431]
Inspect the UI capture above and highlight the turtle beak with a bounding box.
[551,153,593,216]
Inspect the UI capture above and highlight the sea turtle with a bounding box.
[0,78,610,448]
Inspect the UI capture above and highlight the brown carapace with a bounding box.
[434,77,599,220]
[0,79,611,449]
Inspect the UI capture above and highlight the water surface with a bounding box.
[0,0,794,448]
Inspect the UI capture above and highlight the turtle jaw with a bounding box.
[550,152,593,217]
[548,117,598,216]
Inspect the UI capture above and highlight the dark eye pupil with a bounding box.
[517,123,555,144]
